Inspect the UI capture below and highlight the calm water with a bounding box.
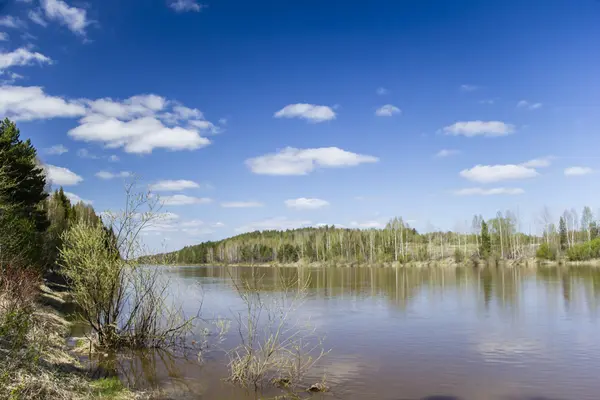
[101,265,600,400]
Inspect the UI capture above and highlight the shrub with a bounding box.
[566,238,600,262]
[454,248,465,263]
[536,243,557,261]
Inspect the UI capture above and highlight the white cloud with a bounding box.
[0,16,25,29]
[442,121,515,137]
[0,48,52,71]
[350,220,384,229]
[28,10,48,27]
[218,118,227,125]
[150,179,200,191]
[454,187,525,196]
[517,100,542,110]
[108,155,119,162]
[76,148,98,159]
[71,94,212,154]
[0,85,86,121]
[160,194,212,206]
[0,71,24,85]
[64,191,92,204]
[521,156,554,168]
[435,149,459,158]
[285,198,329,210]
[44,164,83,186]
[44,144,68,155]
[182,228,214,236]
[235,217,312,233]
[212,222,225,228]
[460,164,539,183]
[246,146,379,175]
[95,171,132,180]
[169,0,205,13]
[221,201,264,208]
[564,166,593,176]
[180,220,204,227]
[375,104,401,117]
[274,103,336,123]
[479,99,495,105]
[0,33,8,41]
[40,0,89,35]
[0,86,214,153]
[376,87,389,95]
[460,84,479,92]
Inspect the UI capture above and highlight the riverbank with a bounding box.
[155,257,600,269]
[0,283,154,400]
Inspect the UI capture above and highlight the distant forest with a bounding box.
[143,209,600,265]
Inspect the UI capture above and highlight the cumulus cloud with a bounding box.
[246,146,379,175]
[40,0,89,35]
[0,48,52,71]
[521,156,554,168]
[235,217,312,233]
[64,191,92,204]
[169,0,205,12]
[0,86,215,153]
[70,95,212,153]
[454,187,525,196]
[564,166,593,176]
[44,144,68,155]
[221,201,264,208]
[0,33,8,41]
[442,121,515,137]
[150,180,200,191]
[376,87,389,95]
[517,100,542,110]
[76,148,98,159]
[274,104,336,123]
[108,155,119,162]
[460,84,479,92]
[95,171,132,180]
[435,149,459,158]
[0,86,85,121]
[285,198,329,210]
[350,220,385,229]
[0,16,26,29]
[460,164,539,183]
[375,104,401,117]
[160,194,212,206]
[44,164,83,186]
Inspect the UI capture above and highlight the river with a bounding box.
[93,265,600,400]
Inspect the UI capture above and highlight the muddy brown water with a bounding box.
[82,265,600,400]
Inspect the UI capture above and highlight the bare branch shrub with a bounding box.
[227,270,328,393]
[59,181,194,350]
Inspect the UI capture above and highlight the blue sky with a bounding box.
[1,0,599,251]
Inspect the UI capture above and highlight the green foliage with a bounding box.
[566,238,600,261]
[536,242,557,261]
[454,248,465,263]
[479,220,491,258]
[559,217,568,251]
[0,119,49,269]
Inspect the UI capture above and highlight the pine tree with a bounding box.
[0,119,49,268]
[559,217,568,250]
[480,220,491,258]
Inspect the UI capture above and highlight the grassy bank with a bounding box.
[0,282,153,400]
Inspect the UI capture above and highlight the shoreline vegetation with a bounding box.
[143,212,600,268]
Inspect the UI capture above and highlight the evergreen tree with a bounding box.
[559,217,568,250]
[479,220,491,258]
[0,119,49,268]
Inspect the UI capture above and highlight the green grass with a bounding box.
[90,377,130,399]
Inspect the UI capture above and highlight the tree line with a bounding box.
[0,118,106,272]
[147,209,600,266]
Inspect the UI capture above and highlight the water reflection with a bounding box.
[87,265,600,400]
